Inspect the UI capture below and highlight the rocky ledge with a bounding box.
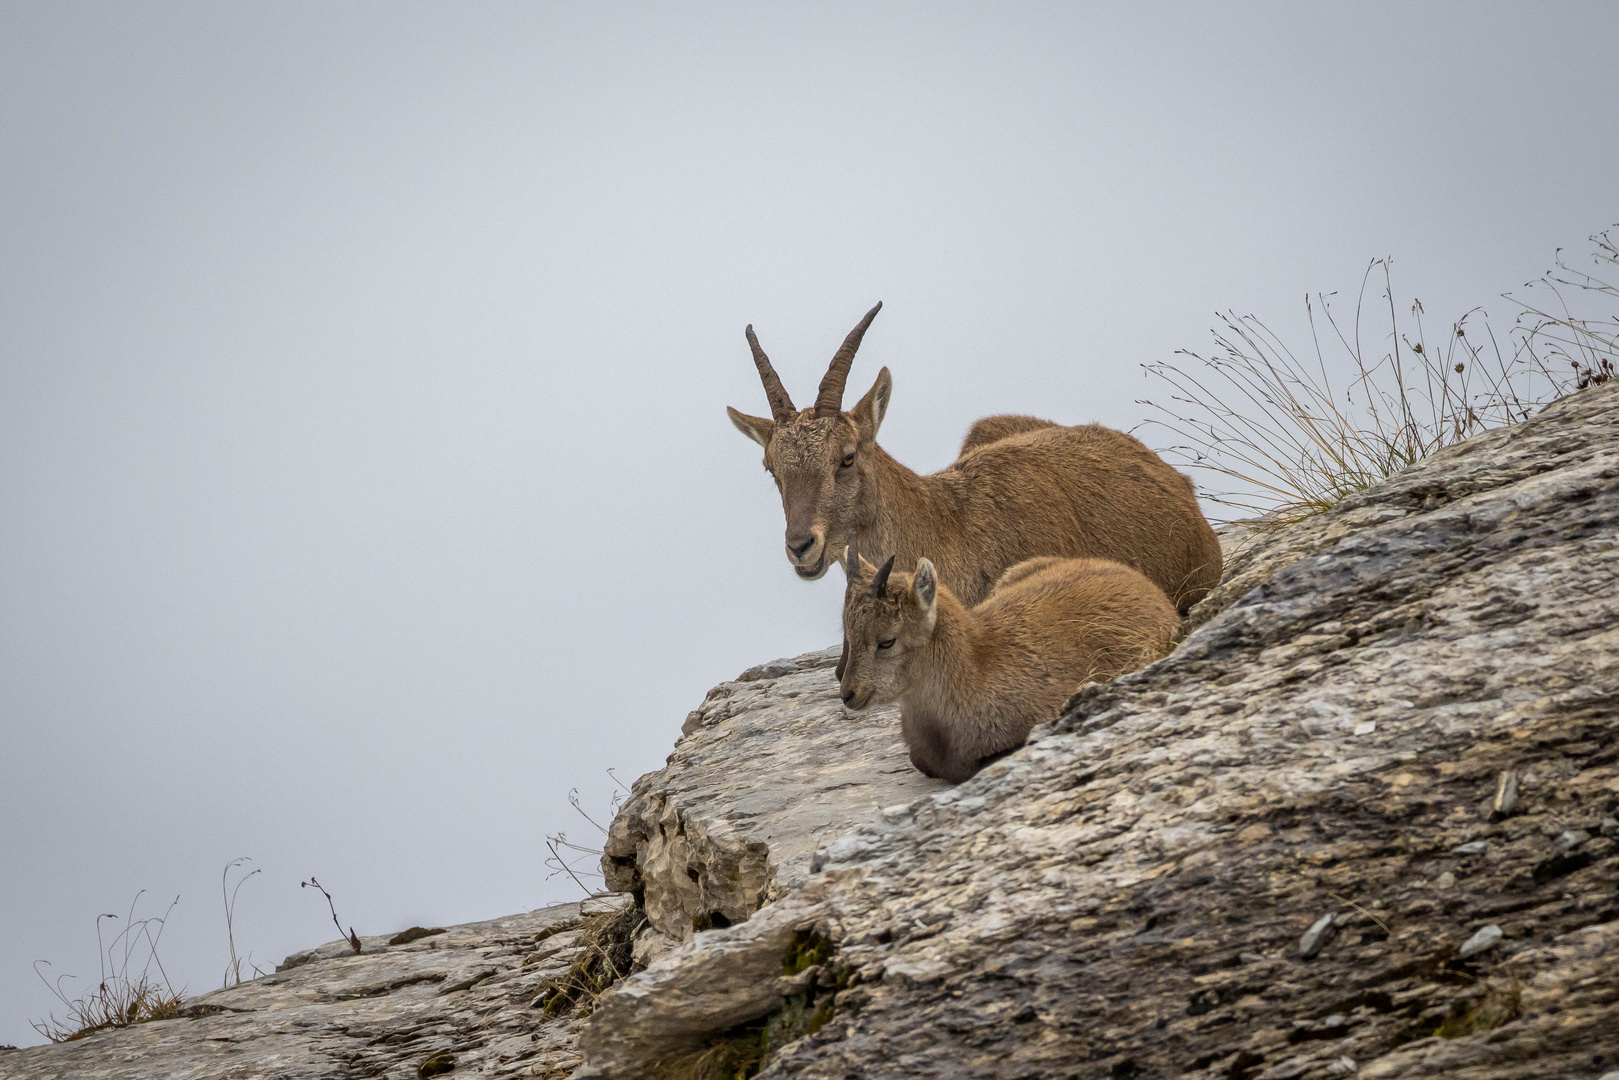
[0,897,627,1080]
[578,382,1619,1079]
[7,382,1616,1080]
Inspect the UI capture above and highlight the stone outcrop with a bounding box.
[10,383,1616,1079]
[603,649,949,961]
[578,382,1619,1078]
[1,898,624,1080]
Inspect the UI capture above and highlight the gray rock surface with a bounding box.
[603,647,950,948]
[579,382,1619,1078]
[1,898,623,1080]
[11,384,1616,1079]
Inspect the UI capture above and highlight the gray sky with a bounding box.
[2,1,1615,1046]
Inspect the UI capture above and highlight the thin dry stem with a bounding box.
[1140,235,1617,524]
[222,858,266,988]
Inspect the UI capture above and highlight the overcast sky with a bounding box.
[2,1,1616,1047]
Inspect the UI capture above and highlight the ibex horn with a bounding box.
[814,302,883,416]
[869,554,896,598]
[745,325,797,423]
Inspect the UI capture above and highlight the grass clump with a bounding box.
[1141,228,1619,526]
[31,893,185,1043]
[532,900,647,1017]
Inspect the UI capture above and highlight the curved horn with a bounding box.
[745,325,797,423]
[814,302,883,416]
[869,554,896,598]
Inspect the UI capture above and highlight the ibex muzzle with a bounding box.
[726,303,889,581]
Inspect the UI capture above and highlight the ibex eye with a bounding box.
[841,452,856,468]
[877,638,896,650]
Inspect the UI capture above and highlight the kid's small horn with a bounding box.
[869,554,896,597]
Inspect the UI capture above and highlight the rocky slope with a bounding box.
[7,382,1615,1080]
[578,382,1619,1079]
[0,898,625,1079]
[604,649,950,964]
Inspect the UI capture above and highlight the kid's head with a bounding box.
[836,531,938,712]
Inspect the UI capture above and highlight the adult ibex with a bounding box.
[839,535,1179,783]
[726,303,1221,612]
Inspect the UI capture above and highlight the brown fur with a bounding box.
[957,414,1058,456]
[840,554,1179,783]
[727,307,1222,611]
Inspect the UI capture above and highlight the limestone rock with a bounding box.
[580,383,1619,1078]
[1,898,623,1080]
[14,384,1618,1079]
[602,646,948,946]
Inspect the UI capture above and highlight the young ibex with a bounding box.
[839,533,1179,783]
[726,303,1221,612]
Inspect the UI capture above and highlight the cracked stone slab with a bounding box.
[1,897,624,1080]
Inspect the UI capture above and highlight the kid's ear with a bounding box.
[913,558,938,613]
[850,367,892,442]
[727,406,774,448]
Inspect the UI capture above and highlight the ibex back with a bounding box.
[727,303,1222,611]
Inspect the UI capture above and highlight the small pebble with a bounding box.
[1451,840,1488,856]
[1299,912,1335,959]
[1558,829,1590,851]
[1239,952,1268,964]
[1435,871,1456,890]
[1353,721,1376,735]
[1599,818,1619,837]
[1492,770,1519,815]
[1326,1058,1357,1076]
[1457,924,1503,959]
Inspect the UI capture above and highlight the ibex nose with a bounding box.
[787,533,817,559]
[840,688,856,705]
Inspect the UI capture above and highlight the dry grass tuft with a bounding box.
[532,900,647,1018]
[31,893,185,1043]
[1141,229,1619,526]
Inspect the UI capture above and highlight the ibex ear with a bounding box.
[912,558,938,624]
[849,367,892,442]
[727,406,774,448]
